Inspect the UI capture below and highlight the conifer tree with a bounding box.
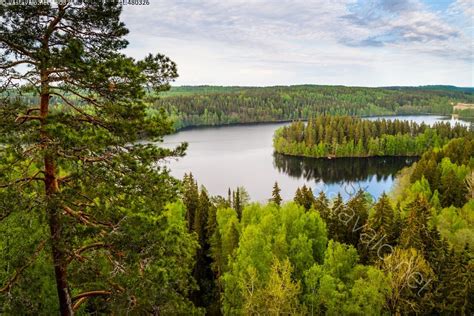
[399,195,433,255]
[233,188,242,220]
[293,185,315,211]
[294,187,303,205]
[0,3,198,314]
[440,168,467,207]
[314,191,331,223]
[183,173,200,231]
[343,190,368,247]
[191,188,217,309]
[270,182,282,206]
[361,192,395,262]
[329,193,346,241]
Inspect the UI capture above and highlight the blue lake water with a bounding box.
[161,116,470,202]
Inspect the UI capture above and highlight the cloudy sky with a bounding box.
[122,0,473,87]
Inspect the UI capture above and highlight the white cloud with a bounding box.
[121,0,473,86]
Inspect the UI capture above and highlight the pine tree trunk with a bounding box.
[41,80,74,315]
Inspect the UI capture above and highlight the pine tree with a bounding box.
[270,182,282,206]
[0,3,199,314]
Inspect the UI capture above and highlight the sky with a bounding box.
[121,0,473,87]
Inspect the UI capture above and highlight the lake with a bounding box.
[161,115,470,202]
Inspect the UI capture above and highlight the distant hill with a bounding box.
[385,85,474,94]
[156,85,474,129]
[165,84,474,96]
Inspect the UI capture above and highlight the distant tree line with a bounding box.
[153,85,473,129]
[274,115,471,158]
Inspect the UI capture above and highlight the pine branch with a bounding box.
[15,115,43,125]
[72,290,111,311]
[50,92,109,129]
[62,205,113,229]
[0,239,47,293]
[67,242,108,264]
[0,59,37,69]
[0,172,44,188]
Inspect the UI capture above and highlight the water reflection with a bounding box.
[273,153,418,184]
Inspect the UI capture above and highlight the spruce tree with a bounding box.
[343,190,368,247]
[270,181,282,206]
[399,195,433,256]
[359,194,395,262]
[435,246,473,314]
[329,193,345,241]
[233,188,242,220]
[183,173,200,232]
[440,168,467,207]
[314,191,330,222]
[191,188,217,309]
[293,185,314,211]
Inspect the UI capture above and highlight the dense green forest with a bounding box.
[177,137,473,315]
[0,3,473,316]
[274,115,472,158]
[155,85,474,129]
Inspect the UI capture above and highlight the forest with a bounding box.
[0,3,473,316]
[175,136,474,315]
[155,85,474,129]
[274,115,472,158]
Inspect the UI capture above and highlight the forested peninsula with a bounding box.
[273,115,472,158]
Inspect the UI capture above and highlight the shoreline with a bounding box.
[273,151,421,161]
[171,113,454,133]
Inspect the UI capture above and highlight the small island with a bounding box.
[273,115,471,158]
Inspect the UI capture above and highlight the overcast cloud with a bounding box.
[121,0,473,86]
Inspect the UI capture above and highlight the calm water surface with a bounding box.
[161,116,470,202]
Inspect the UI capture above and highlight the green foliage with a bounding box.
[220,202,327,314]
[181,174,219,310]
[155,85,472,129]
[304,241,390,315]
[0,3,197,314]
[434,246,474,314]
[293,185,315,210]
[381,247,435,315]
[274,115,472,158]
[435,202,474,252]
[270,181,282,206]
[410,138,473,207]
